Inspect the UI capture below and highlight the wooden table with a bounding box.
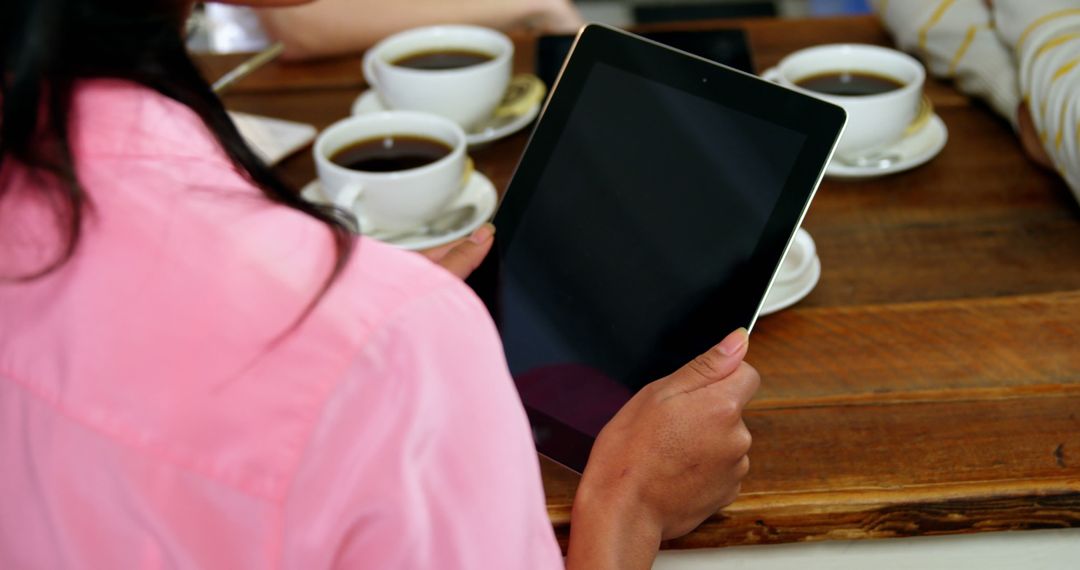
[200,14,1080,552]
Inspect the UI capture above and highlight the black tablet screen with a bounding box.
[492,61,807,437]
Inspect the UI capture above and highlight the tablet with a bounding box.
[467,25,845,473]
[535,28,754,89]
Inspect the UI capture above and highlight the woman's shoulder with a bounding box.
[64,78,482,343]
[320,236,488,339]
[70,79,227,162]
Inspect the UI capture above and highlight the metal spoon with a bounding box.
[211,42,284,94]
[469,114,520,137]
[368,205,477,243]
[837,151,903,169]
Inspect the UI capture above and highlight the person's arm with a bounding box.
[257,0,584,60]
[428,235,758,568]
[280,266,756,568]
[993,0,1080,201]
[873,0,1021,122]
[567,329,758,570]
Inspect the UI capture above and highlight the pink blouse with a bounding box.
[0,80,563,569]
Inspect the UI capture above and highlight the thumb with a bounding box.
[436,223,495,279]
[663,328,749,393]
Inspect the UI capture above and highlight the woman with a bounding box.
[0,1,759,568]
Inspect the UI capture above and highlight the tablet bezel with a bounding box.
[534,28,755,89]
[470,24,845,473]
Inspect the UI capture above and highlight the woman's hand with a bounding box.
[419,223,494,279]
[566,328,759,570]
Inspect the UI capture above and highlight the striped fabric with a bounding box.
[875,0,1080,202]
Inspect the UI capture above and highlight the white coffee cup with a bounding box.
[314,111,467,232]
[363,25,513,130]
[762,44,925,159]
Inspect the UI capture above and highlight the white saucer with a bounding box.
[350,90,541,148]
[825,114,948,180]
[300,171,498,251]
[760,229,822,316]
[760,255,821,315]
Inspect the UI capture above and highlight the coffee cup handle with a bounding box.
[782,227,816,279]
[362,52,379,90]
[761,67,782,83]
[332,182,364,211]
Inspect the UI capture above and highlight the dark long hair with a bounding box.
[0,0,354,298]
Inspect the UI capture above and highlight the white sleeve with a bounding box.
[873,0,1021,122]
[994,0,1080,202]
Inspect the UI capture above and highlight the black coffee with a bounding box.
[795,71,904,96]
[392,49,494,70]
[330,135,452,172]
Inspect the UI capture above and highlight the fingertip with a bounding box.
[438,228,494,279]
[469,222,495,245]
[717,328,749,357]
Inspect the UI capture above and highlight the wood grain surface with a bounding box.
[201,14,1080,552]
